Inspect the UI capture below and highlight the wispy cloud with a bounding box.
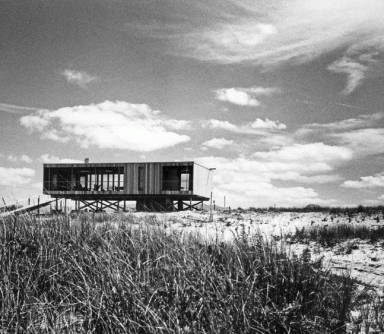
[145,0,384,70]
[61,69,97,89]
[21,101,190,152]
[204,118,286,133]
[327,56,369,94]
[253,143,352,163]
[39,154,83,164]
[296,113,384,137]
[240,87,280,96]
[0,103,40,114]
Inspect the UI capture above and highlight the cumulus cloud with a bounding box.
[0,167,35,186]
[202,138,234,150]
[204,118,286,134]
[162,119,192,130]
[333,128,384,156]
[294,114,384,158]
[204,119,238,131]
[40,154,83,164]
[194,142,350,206]
[194,112,384,206]
[253,143,352,163]
[251,118,286,130]
[61,69,97,88]
[215,86,280,106]
[20,101,191,152]
[7,155,32,163]
[195,156,337,207]
[215,88,260,106]
[21,155,32,163]
[343,172,384,189]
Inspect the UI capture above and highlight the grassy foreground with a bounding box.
[0,213,372,333]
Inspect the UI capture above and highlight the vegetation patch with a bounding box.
[0,213,380,333]
[293,224,384,247]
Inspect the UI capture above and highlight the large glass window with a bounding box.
[162,166,193,192]
[53,169,71,190]
[44,166,125,192]
[181,172,190,191]
[138,167,144,191]
[80,176,86,189]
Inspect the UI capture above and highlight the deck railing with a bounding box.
[44,181,124,192]
[0,194,53,213]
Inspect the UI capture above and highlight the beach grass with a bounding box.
[0,212,377,333]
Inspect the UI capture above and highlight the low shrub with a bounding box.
[295,224,384,247]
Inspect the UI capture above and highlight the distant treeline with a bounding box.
[244,205,384,215]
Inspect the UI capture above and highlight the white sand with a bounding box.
[137,209,384,290]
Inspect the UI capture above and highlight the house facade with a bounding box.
[43,160,214,211]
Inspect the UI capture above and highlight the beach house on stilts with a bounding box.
[43,159,214,212]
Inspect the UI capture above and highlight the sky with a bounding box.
[1,0,384,208]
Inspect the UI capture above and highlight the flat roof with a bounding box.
[44,161,194,165]
[43,161,213,170]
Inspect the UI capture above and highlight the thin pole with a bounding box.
[209,192,213,221]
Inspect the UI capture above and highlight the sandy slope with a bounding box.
[142,210,384,290]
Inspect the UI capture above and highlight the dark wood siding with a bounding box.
[43,161,213,198]
[120,162,194,195]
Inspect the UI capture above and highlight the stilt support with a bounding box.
[78,200,122,212]
[136,198,204,212]
[178,200,203,211]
